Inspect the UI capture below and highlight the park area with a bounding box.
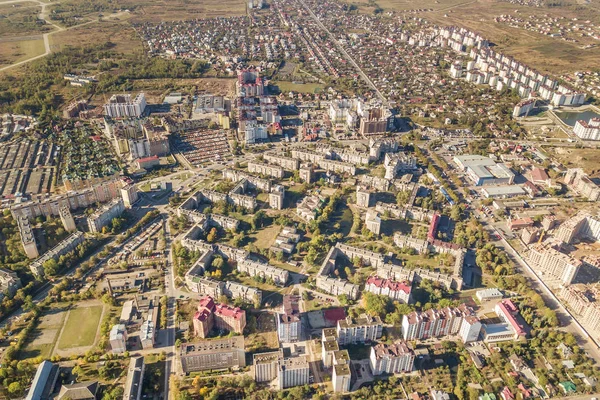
[19,300,105,361]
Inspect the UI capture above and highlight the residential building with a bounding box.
[103,93,147,118]
[528,241,581,285]
[192,296,246,337]
[59,204,76,232]
[253,350,283,383]
[332,350,351,393]
[270,227,302,255]
[402,304,480,343]
[109,324,127,353]
[431,391,451,400]
[370,340,415,375]
[121,185,139,208]
[384,152,417,179]
[29,231,85,277]
[87,198,125,233]
[179,337,246,373]
[365,276,412,303]
[17,215,38,259]
[278,356,310,390]
[56,381,98,400]
[278,295,302,343]
[555,212,600,244]
[248,161,285,179]
[573,118,600,141]
[0,267,21,298]
[123,357,145,400]
[365,209,382,235]
[564,168,600,201]
[337,314,383,345]
[237,259,289,286]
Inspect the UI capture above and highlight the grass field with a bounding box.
[248,224,281,249]
[0,38,46,68]
[122,0,246,22]
[57,304,103,349]
[0,3,53,37]
[49,20,141,53]
[274,81,324,94]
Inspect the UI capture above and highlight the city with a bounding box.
[0,0,600,399]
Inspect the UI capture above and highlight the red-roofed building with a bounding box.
[530,168,551,187]
[135,155,160,170]
[507,217,534,231]
[365,276,412,303]
[501,386,515,400]
[427,214,441,241]
[495,299,527,338]
[517,384,532,399]
[193,296,246,338]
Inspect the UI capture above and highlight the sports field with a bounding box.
[57,304,103,349]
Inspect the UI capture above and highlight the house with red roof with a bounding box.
[192,295,246,338]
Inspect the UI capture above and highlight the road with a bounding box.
[0,0,130,72]
[296,0,386,103]
[163,216,178,400]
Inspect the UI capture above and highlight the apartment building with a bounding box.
[237,259,289,286]
[0,267,21,298]
[560,285,600,332]
[370,340,415,375]
[254,350,283,383]
[365,276,412,303]
[278,356,310,390]
[337,314,383,345]
[528,242,581,285]
[401,305,481,343]
[365,209,382,235]
[87,198,125,233]
[573,118,600,141]
[555,212,600,244]
[180,337,246,373]
[247,161,285,179]
[58,204,76,232]
[123,357,145,400]
[103,93,147,118]
[278,295,302,343]
[185,275,262,306]
[121,184,139,208]
[17,215,38,259]
[29,231,85,277]
[192,296,246,338]
[320,328,351,393]
[384,152,418,180]
[564,168,600,201]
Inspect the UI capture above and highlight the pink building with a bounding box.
[365,276,412,303]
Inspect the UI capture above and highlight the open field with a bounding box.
[248,224,281,249]
[547,146,600,176]
[19,304,69,360]
[0,37,45,68]
[49,20,140,53]
[0,2,53,37]
[57,303,103,350]
[122,0,246,22]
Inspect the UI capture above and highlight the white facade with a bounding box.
[103,93,146,118]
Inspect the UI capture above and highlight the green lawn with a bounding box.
[58,305,103,349]
[247,224,280,250]
[273,81,323,94]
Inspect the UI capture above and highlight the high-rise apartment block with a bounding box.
[370,340,415,375]
[103,93,147,118]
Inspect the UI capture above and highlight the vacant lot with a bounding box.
[123,0,246,22]
[0,38,45,68]
[274,81,324,94]
[548,146,600,176]
[57,303,103,350]
[0,3,53,37]
[19,304,69,360]
[50,20,141,53]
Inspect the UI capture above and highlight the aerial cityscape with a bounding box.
[0,0,600,399]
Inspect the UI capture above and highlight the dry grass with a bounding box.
[548,146,600,176]
[0,38,45,68]
[123,0,247,22]
[49,20,142,53]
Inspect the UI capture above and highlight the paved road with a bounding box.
[296,0,386,103]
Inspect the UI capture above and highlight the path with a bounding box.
[0,0,130,73]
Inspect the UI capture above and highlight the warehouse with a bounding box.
[453,155,514,186]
